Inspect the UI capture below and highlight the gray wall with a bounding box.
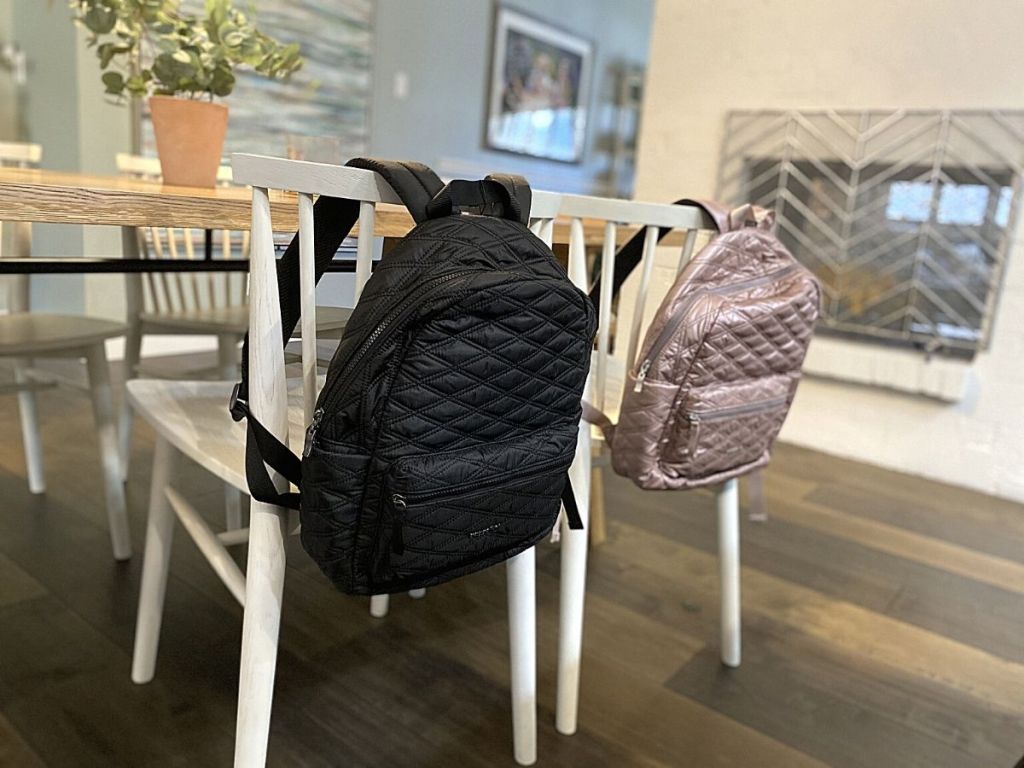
[12,0,84,312]
[369,0,654,195]
[0,0,16,140]
[2,0,132,315]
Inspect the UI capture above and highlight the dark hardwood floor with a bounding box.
[0,359,1022,767]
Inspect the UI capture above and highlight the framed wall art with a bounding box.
[486,6,593,163]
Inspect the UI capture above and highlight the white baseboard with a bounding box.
[803,336,970,402]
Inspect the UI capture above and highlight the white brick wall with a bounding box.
[633,0,1024,501]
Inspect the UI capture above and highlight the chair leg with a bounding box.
[85,344,132,561]
[131,435,179,683]
[224,485,243,531]
[556,423,592,736]
[369,594,390,618]
[234,500,288,768]
[507,547,537,766]
[589,466,606,545]
[118,323,143,482]
[746,469,768,522]
[717,478,741,668]
[217,333,240,379]
[217,334,244,529]
[13,359,45,494]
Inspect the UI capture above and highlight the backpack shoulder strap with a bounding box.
[486,173,532,225]
[230,157,443,508]
[232,157,444,417]
[346,158,444,223]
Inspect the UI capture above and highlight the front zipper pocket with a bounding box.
[665,376,793,475]
[373,427,577,583]
[633,264,800,392]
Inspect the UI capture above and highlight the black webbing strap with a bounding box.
[233,193,360,418]
[561,474,584,530]
[242,403,302,510]
[231,158,444,507]
[587,198,723,324]
[233,159,445,415]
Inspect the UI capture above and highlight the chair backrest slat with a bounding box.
[248,184,290,454]
[221,229,237,306]
[566,217,588,291]
[297,192,318,424]
[529,193,562,267]
[553,194,715,419]
[146,227,171,314]
[240,230,252,305]
[594,221,617,411]
[624,225,660,370]
[180,229,200,312]
[164,227,185,313]
[354,201,376,302]
[232,154,403,448]
[677,229,699,277]
[117,153,240,318]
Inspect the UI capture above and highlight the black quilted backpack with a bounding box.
[231,158,596,594]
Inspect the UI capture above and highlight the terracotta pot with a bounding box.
[149,95,228,188]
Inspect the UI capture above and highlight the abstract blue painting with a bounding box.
[144,0,374,163]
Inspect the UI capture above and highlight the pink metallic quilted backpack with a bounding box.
[586,200,821,490]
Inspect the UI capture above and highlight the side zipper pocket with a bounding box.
[685,396,788,456]
[386,450,573,557]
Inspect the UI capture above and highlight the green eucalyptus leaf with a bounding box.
[74,0,304,100]
[209,67,235,97]
[97,42,131,68]
[125,74,149,95]
[101,70,125,94]
[153,50,196,87]
[83,5,117,34]
[205,0,229,25]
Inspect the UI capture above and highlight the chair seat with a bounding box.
[140,305,353,336]
[127,378,313,491]
[0,313,127,356]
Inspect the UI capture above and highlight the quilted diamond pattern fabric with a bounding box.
[611,223,820,490]
[301,214,595,594]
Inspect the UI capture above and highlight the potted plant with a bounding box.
[70,0,303,187]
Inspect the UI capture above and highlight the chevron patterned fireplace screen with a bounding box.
[715,110,1024,354]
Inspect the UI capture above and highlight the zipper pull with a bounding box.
[686,413,701,456]
[391,493,407,555]
[633,359,653,392]
[303,408,324,458]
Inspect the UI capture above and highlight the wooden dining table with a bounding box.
[0,166,686,274]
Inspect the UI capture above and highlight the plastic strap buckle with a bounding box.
[229,382,248,422]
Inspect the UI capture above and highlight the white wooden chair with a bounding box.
[551,195,747,739]
[0,141,131,560]
[129,154,564,767]
[116,154,353,528]
[114,156,353,440]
